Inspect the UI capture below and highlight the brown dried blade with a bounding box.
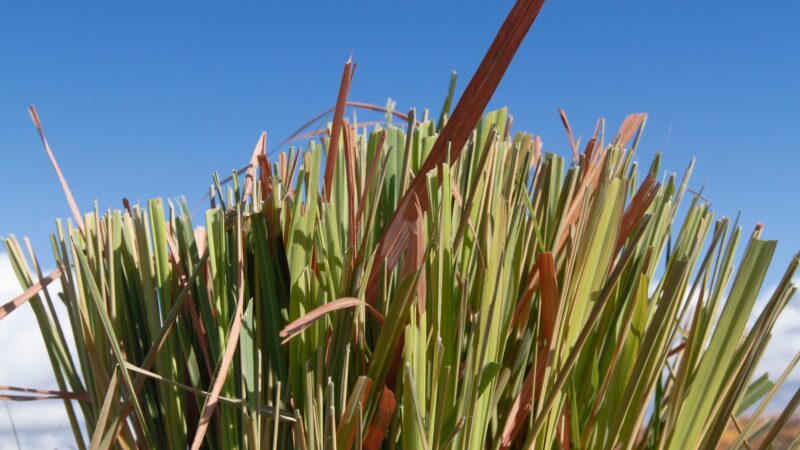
[501,253,559,448]
[241,132,267,203]
[612,113,647,149]
[279,297,385,344]
[365,0,547,304]
[614,172,659,255]
[557,108,579,163]
[0,267,61,321]
[0,385,90,402]
[323,58,355,199]
[28,106,84,231]
[363,386,396,450]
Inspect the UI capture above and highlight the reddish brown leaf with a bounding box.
[346,101,412,122]
[559,401,571,450]
[0,267,61,321]
[241,132,267,203]
[667,340,687,358]
[279,297,385,344]
[584,118,603,164]
[501,253,561,448]
[557,108,579,163]
[0,385,90,402]
[257,154,272,200]
[538,253,559,343]
[0,393,89,402]
[273,102,415,154]
[363,386,396,450]
[288,120,387,146]
[279,152,288,183]
[194,226,207,258]
[28,106,84,232]
[335,377,374,450]
[612,113,647,149]
[323,58,355,200]
[500,357,536,449]
[614,172,659,256]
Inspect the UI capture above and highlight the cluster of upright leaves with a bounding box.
[4,100,800,450]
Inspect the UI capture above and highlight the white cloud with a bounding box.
[751,281,800,409]
[649,275,799,412]
[0,252,85,449]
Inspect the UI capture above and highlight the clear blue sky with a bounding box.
[1,1,798,284]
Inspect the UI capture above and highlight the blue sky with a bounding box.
[0,1,799,446]
[1,1,798,281]
[1,1,798,277]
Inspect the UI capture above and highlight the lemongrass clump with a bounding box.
[3,0,799,446]
[3,96,798,449]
